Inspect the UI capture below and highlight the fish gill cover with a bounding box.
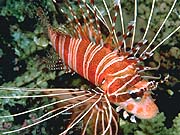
[0,0,180,135]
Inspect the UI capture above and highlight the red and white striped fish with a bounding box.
[0,0,179,134]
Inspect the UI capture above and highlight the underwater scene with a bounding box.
[0,0,180,135]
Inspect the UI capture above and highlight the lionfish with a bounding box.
[0,0,179,134]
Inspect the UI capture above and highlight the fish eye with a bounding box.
[129,90,138,98]
[128,90,142,101]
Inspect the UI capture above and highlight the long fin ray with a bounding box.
[2,93,99,134]
[141,0,177,57]
[130,0,138,49]
[142,0,156,41]
[60,104,92,135]
[58,94,103,135]
[0,92,91,119]
[101,95,113,135]
[81,108,95,135]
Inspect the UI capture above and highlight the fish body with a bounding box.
[48,25,158,120]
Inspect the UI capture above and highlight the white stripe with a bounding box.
[51,33,57,50]
[107,65,134,77]
[61,36,66,62]
[85,45,103,80]
[110,74,139,96]
[107,74,132,90]
[114,12,118,17]
[73,38,82,72]
[83,42,95,78]
[68,38,75,68]
[97,56,125,83]
[58,35,62,57]
[71,39,79,70]
[95,52,117,85]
